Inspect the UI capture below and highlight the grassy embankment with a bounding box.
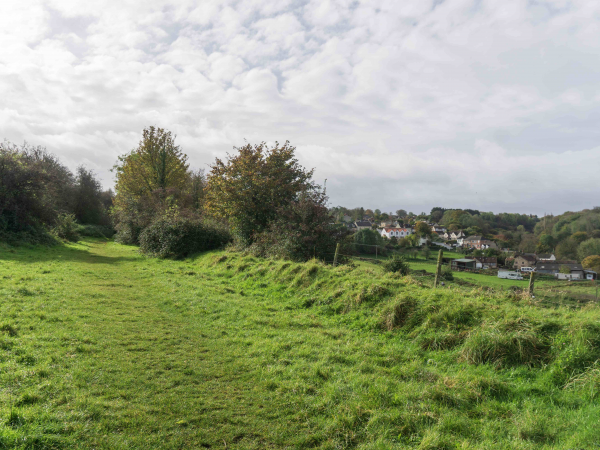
[1,239,600,449]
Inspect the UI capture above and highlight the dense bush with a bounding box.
[139,216,231,258]
[382,254,409,275]
[441,266,454,281]
[52,213,80,242]
[248,189,347,262]
[1,141,112,243]
[0,142,68,233]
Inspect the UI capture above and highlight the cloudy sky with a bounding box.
[2,0,600,215]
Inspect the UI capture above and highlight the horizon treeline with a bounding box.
[331,204,600,262]
[0,140,114,243]
[0,127,343,261]
[2,130,600,266]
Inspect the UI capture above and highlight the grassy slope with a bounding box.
[1,240,600,449]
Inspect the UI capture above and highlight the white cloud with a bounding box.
[1,0,600,214]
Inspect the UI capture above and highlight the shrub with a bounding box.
[383,254,409,275]
[441,266,454,281]
[52,213,80,242]
[139,216,231,258]
[247,189,348,262]
[76,224,115,238]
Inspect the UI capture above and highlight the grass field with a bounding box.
[1,239,600,449]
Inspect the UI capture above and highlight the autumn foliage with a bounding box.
[205,141,314,245]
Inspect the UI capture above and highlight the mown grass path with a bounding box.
[2,239,600,449]
[1,240,333,448]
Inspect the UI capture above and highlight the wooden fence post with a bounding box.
[333,243,340,267]
[528,271,536,297]
[434,249,443,288]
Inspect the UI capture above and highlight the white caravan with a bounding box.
[498,271,524,280]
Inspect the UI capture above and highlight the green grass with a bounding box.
[1,239,600,449]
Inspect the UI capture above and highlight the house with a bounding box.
[537,260,586,280]
[355,221,372,230]
[380,227,413,239]
[346,222,358,231]
[451,259,476,271]
[434,231,447,240]
[431,224,447,233]
[462,236,498,250]
[513,254,537,270]
[472,257,498,269]
[444,230,466,240]
[536,261,583,278]
[342,215,352,223]
[536,253,556,261]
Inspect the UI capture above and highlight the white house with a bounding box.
[444,230,466,240]
[380,227,413,239]
[537,253,556,261]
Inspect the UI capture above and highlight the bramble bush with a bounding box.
[139,216,231,258]
[382,254,409,275]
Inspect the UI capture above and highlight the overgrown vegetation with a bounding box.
[0,141,113,244]
[139,216,231,258]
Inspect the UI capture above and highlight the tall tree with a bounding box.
[415,221,431,237]
[578,238,600,261]
[112,127,191,244]
[205,141,313,245]
[73,166,106,225]
[113,126,189,201]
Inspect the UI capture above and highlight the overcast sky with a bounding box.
[2,0,599,215]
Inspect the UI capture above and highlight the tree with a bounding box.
[582,255,600,274]
[415,221,431,237]
[556,238,578,260]
[205,141,313,245]
[251,188,346,261]
[113,126,189,201]
[0,141,74,235]
[112,127,192,244]
[396,209,407,219]
[571,231,589,244]
[538,233,555,252]
[559,265,572,274]
[73,166,107,225]
[578,238,600,261]
[354,228,382,254]
[430,210,443,223]
[421,245,430,260]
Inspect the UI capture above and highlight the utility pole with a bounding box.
[434,249,444,288]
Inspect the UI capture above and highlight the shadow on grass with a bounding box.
[0,240,139,265]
